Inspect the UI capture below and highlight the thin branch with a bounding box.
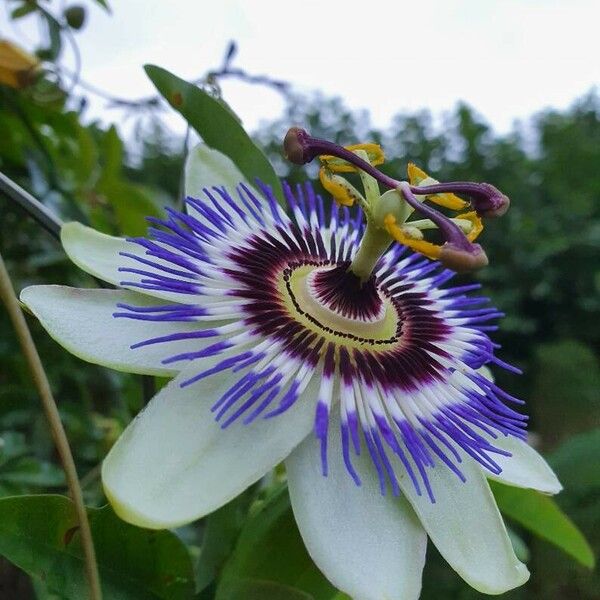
[0,253,102,600]
[206,66,291,98]
[0,171,63,241]
[53,41,292,114]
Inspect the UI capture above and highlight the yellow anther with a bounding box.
[407,163,468,211]
[0,40,39,89]
[320,143,385,173]
[383,213,442,260]
[456,211,484,241]
[407,163,429,184]
[319,167,363,207]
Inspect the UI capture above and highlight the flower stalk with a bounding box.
[0,171,63,240]
[0,252,102,600]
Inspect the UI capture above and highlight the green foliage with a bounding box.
[145,65,284,203]
[490,481,594,568]
[195,491,254,593]
[0,432,65,497]
[550,429,600,492]
[216,486,344,600]
[532,340,600,447]
[0,495,195,599]
[94,126,163,236]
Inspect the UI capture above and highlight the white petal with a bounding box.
[485,435,562,494]
[286,420,427,600]
[185,143,250,197]
[61,222,200,303]
[464,369,561,493]
[394,453,529,595]
[61,221,130,287]
[102,367,319,529]
[185,144,256,221]
[20,285,211,376]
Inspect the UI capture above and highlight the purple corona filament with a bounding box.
[111,180,525,501]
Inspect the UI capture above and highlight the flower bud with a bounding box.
[64,6,86,30]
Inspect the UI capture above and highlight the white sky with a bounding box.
[2,0,599,137]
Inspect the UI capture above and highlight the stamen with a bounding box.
[405,212,483,240]
[457,211,484,241]
[319,168,364,207]
[407,163,468,210]
[383,215,443,260]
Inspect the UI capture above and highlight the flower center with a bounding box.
[309,263,384,322]
[280,261,400,347]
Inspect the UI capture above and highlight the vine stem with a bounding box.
[0,171,63,240]
[0,253,102,600]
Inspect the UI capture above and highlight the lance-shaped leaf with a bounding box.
[144,65,283,203]
[490,480,595,569]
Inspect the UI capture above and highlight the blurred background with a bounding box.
[0,1,598,598]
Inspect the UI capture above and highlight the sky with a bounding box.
[2,0,599,138]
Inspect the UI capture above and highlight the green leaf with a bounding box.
[67,117,98,187]
[0,432,65,493]
[10,3,37,19]
[96,126,163,235]
[217,485,340,600]
[92,0,111,12]
[102,180,162,236]
[219,579,314,600]
[490,481,595,569]
[195,490,254,592]
[0,494,195,599]
[100,125,124,183]
[144,65,283,203]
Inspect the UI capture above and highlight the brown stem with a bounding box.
[0,253,102,600]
